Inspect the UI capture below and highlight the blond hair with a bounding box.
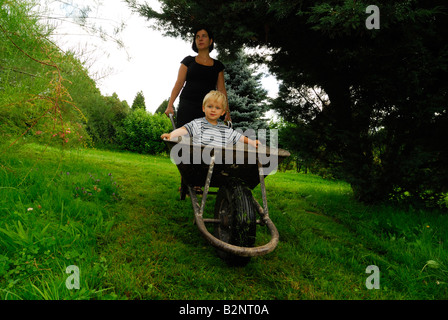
[202,90,227,112]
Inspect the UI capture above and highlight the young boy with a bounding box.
[161,90,261,148]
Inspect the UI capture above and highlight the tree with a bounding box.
[1,1,131,151]
[155,99,169,114]
[84,93,130,147]
[131,90,146,111]
[127,0,448,208]
[220,51,269,133]
[0,0,91,149]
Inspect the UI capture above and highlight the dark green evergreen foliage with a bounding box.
[127,0,448,208]
[155,99,169,114]
[219,51,269,133]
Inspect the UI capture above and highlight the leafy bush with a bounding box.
[120,109,172,154]
[0,2,95,150]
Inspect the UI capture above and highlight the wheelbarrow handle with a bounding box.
[186,156,279,258]
[169,113,176,130]
[188,184,279,257]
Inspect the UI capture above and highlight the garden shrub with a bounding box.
[120,109,172,154]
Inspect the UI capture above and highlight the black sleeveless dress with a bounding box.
[177,56,225,127]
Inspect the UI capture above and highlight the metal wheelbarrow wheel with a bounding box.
[213,178,257,266]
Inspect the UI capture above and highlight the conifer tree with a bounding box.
[220,51,269,133]
[131,91,146,111]
[127,0,448,207]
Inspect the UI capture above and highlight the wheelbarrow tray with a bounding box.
[165,138,290,189]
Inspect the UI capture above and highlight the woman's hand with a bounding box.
[224,111,232,123]
[164,106,174,117]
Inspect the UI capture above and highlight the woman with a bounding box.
[164,27,231,127]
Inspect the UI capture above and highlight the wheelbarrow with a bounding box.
[164,115,290,266]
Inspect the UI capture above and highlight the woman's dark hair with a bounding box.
[191,27,214,53]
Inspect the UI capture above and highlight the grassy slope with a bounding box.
[1,143,447,299]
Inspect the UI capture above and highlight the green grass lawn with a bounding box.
[1,143,447,300]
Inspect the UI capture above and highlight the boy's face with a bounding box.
[202,98,226,123]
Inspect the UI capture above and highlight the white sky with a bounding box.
[40,0,279,114]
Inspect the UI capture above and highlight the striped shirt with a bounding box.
[183,117,242,147]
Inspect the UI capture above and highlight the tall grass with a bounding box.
[0,143,119,299]
[264,171,448,298]
[1,142,447,299]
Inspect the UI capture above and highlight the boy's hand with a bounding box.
[161,133,171,140]
[250,139,262,148]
